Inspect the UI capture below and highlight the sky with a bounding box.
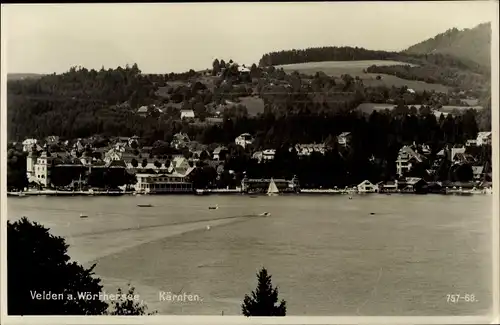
[1,1,498,74]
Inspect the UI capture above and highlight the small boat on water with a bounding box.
[208,204,219,210]
[259,212,271,217]
[79,213,88,219]
[267,178,279,197]
[137,204,153,208]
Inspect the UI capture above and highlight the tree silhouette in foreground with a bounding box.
[109,284,156,315]
[242,267,287,316]
[7,217,153,315]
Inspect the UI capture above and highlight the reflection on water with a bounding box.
[8,194,493,316]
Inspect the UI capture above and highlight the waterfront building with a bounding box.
[400,177,428,193]
[32,150,55,187]
[26,147,39,181]
[376,180,398,193]
[134,167,195,194]
[357,180,378,193]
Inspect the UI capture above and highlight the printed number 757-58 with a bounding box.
[447,294,477,303]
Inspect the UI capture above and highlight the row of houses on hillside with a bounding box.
[137,103,225,125]
[397,141,488,180]
[233,132,352,151]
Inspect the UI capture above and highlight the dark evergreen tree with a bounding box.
[242,267,286,316]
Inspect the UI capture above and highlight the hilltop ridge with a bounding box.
[404,22,491,67]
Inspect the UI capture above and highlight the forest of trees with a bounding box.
[258,46,403,67]
[7,64,158,141]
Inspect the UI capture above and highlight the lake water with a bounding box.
[7,194,493,316]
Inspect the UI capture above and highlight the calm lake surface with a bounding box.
[7,194,493,316]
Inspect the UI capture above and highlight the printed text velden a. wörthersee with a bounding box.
[30,290,140,302]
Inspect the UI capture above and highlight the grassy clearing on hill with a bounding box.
[277,60,449,93]
[237,96,265,116]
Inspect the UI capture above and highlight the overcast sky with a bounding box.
[1,1,497,74]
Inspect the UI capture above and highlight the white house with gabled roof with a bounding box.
[235,133,254,148]
[22,138,38,152]
[357,180,378,193]
[181,109,195,120]
[476,132,492,146]
[396,145,425,177]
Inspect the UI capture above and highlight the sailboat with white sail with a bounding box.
[267,178,279,196]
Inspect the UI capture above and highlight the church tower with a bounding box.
[26,144,39,182]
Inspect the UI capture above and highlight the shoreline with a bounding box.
[7,188,492,197]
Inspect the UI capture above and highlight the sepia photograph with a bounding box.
[1,1,499,323]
